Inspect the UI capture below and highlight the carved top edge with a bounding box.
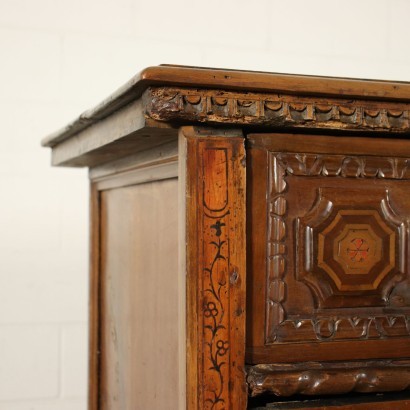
[146,86,410,134]
[43,66,410,148]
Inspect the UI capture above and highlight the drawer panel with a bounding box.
[246,133,410,364]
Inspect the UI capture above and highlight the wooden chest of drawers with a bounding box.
[43,66,410,409]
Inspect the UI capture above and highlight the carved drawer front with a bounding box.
[246,134,410,370]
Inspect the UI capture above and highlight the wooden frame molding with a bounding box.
[181,126,247,409]
[88,183,100,410]
[247,361,410,397]
[146,87,410,133]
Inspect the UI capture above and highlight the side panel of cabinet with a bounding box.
[91,176,182,410]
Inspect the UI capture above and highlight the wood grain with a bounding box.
[88,183,100,410]
[181,126,247,409]
[43,67,410,409]
[89,139,178,180]
[248,132,410,157]
[99,179,181,409]
[48,91,177,167]
[247,338,410,364]
[146,87,410,134]
[42,65,410,151]
[246,133,410,367]
[247,361,410,397]
[249,393,410,409]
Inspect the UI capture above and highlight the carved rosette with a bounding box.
[146,87,410,133]
[266,152,410,344]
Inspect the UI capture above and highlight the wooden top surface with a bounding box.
[41,65,410,147]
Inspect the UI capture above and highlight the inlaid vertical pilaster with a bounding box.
[181,126,247,410]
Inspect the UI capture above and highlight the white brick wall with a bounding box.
[0,0,409,408]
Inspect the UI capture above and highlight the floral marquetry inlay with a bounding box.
[185,130,246,410]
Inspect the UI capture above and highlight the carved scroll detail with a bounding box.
[276,153,410,179]
[266,155,288,341]
[266,152,410,344]
[247,361,410,397]
[146,87,410,133]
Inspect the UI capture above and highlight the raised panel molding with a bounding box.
[297,189,406,308]
[266,152,410,344]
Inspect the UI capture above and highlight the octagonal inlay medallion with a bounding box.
[297,188,405,308]
[318,210,395,292]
